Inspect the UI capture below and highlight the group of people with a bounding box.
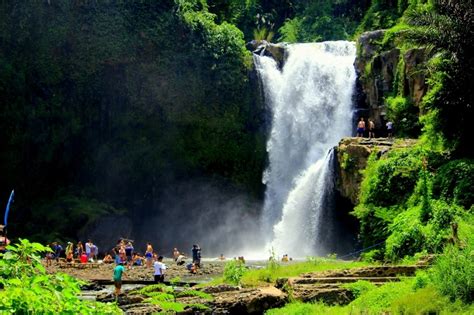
[357,117,393,138]
[112,244,203,296]
[46,240,99,265]
[113,253,166,296]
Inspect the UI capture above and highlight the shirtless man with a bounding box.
[357,118,366,137]
[368,119,375,138]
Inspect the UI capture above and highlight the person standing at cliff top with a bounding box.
[368,119,375,139]
[357,117,366,137]
[386,120,394,138]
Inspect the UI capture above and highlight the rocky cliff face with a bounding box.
[335,137,418,205]
[354,30,429,132]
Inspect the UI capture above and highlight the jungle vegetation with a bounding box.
[0,0,473,313]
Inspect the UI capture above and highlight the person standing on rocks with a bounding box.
[192,244,201,268]
[125,242,134,266]
[85,239,92,260]
[145,242,153,268]
[65,242,74,262]
[75,241,84,259]
[357,117,366,137]
[52,242,62,263]
[113,262,125,296]
[368,119,375,139]
[386,120,394,138]
[153,256,166,283]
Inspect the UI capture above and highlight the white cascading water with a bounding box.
[255,41,356,257]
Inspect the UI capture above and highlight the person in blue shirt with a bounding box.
[52,242,63,263]
[113,262,126,296]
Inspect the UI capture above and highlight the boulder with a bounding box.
[247,40,287,69]
[210,287,287,314]
[335,137,417,205]
[201,284,241,294]
[96,292,144,305]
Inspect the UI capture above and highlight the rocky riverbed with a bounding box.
[45,258,227,283]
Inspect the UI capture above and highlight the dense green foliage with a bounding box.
[351,0,473,274]
[0,239,120,314]
[354,142,473,260]
[405,0,474,156]
[0,0,472,313]
[0,0,265,243]
[268,264,474,314]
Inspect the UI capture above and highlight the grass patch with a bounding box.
[267,280,474,315]
[240,258,369,287]
[152,301,185,312]
[176,290,213,300]
[138,283,174,295]
[144,292,175,301]
[266,302,349,315]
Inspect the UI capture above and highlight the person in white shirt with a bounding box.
[153,256,166,283]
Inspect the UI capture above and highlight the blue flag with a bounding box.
[4,190,14,227]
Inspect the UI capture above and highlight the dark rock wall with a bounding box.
[354,30,429,131]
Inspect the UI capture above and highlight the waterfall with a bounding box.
[255,41,356,257]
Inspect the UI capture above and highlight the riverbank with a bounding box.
[45,258,227,284]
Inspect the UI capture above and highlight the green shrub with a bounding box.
[431,244,474,303]
[390,285,470,315]
[0,239,120,314]
[357,148,423,208]
[350,280,414,313]
[343,280,377,298]
[278,18,302,43]
[223,260,247,285]
[432,159,474,209]
[386,96,421,137]
[360,249,384,263]
[412,270,430,290]
[385,206,425,260]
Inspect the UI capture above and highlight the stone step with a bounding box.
[290,276,401,285]
[301,265,421,278]
[291,286,354,304]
